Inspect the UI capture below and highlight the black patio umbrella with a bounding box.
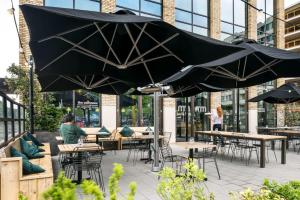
[20,4,243,87]
[248,83,300,104]
[37,74,137,95]
[162,39,300,89]
[169,83,224,97]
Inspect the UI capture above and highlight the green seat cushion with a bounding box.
[10,147,45,175]
[20,138,44,159]
[120,125,134,137]
[26,133,44,146]
[98,126,111,138]
[23,158,45,175]
[10,147,28,161]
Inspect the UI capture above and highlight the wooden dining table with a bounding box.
[195,131,287,168]
[58,143,103,183]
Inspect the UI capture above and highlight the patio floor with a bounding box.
[51,143,300,200]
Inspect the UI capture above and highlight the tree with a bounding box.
[5,63,64,132]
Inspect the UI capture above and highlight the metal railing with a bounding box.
[0,91,26,148]
[285,38,300,49]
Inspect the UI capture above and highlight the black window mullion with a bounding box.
[11,102,14,138]
[18,105,21,135]
[3,98,7,143]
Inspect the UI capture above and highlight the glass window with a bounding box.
[0,122,4,144]
[14,121,19,135]
[175,0,209,36]
[221,0,246,42]
[20,107,24,119]
[7,101,12,119]
[117,0,139,10]
[21,121,25,133]
[175,22,192,32]
[120,95,153,127]
[257,0,274,46]
[45,0,73,8]
[193,0,207,15]
[7,121,12,139]
[0,97,3,118]
[117,0,162,17]
[75,0,100,11]
[176,0,192,11]
[176,9,192,23]
[13,104,18,119]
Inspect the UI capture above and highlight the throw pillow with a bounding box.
[120,125,134,137]
[10,147,45,175]
[20,138,44,159]
[26,133,44,146]
[98,126,111,138]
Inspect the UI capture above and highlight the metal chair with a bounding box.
[126,134,149,165]
[193,146,221,179]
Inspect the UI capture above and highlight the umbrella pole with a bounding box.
[29,57,34,134]
[152,91,160,172]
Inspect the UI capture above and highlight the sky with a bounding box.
[0,0,299,78]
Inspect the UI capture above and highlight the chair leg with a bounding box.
[214,157,221,180]
[127,149,132,162]
[273,149,278,162]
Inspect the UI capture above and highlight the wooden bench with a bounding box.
[0,136,53,200]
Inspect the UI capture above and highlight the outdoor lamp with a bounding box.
[7,8,15,15]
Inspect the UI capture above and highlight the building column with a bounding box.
[162,0,176,143]
[274,0,286,127]
[19,0,43,67]
[209,0,221,126]
[101,0,116,13]
[101,95,117,129]
[247,0,258,133]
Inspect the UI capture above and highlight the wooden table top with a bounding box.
[58,143,103,153]
[122,135,167,140]
[175,142,216,149]
[196,131,287,141]
[270,129,300,135]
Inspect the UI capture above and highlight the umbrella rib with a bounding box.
[124,24,155,84]
[94,22,121,65]
[38,23,95,43]
[245,59,281,80]
[90,77,110,88]
[253,53,266,65]
[128,54,173,67]
[127,33,180,66]
[76,75,88,88]
[40,30,99,72]
[125,23,148,65]
[43,76,62,91]
[93,80,120,88]
[88,75,95,88]
[55,36,120,68]
[103,23,118,72]
[133,24,184,63]
[242,56,247,79]
[60,75,85,88]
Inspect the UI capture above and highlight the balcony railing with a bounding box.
[285,24,300,34]
[0,91,26,147]
[285,9,300,20]
[285,38,300,48]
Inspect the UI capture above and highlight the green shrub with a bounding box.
[157,160,214,200]
[263,179,300,200]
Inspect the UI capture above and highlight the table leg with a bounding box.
[281,139,287,165]
[189,148,193,160]
[260,140,266,168]
[271,141,275,150]
[96,135,99,144]
[77,152,82,183]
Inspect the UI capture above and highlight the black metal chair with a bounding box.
[193,146,221,179]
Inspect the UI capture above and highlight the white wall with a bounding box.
[163,101,176,143]
[101,105,116,130]
[248,109,258,134]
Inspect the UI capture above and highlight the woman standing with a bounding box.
[212,106,223,131]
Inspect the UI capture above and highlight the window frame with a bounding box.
[116,0,162,18]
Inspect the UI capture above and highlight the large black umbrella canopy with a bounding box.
[163,39,300,89]
[248,83,300,104]
[37,74,136,95]
[169,83,224,97]
[20,4,242,86]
